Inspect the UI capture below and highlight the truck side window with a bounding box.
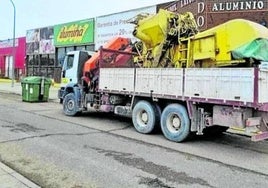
[66,55,74,70]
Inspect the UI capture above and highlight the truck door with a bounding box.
[61,51,79,86]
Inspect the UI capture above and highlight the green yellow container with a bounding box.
[21,76,52,102]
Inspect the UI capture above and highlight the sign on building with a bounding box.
[158,0,268,31]
[26,27,54,54]
[95,6,156,50]
[54,19,94,47]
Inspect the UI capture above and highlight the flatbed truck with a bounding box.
[59,10,268,142]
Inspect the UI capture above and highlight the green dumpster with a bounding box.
[21,76,52,102]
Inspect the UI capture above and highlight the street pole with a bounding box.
[10,0,16,87]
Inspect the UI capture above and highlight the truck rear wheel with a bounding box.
[161,104,190,142]
[132,100,160,134]
[63,93,80,116]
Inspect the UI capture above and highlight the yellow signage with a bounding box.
[57,24,89,43]
[54,19,94,46]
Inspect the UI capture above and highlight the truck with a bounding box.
[59,9,268,142]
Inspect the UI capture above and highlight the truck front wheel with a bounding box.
[63,93,80,116]
[132,100,160,134]
[161,104,190,142]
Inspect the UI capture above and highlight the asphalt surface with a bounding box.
[0,93,267,187]
[0,80,57,188]
[0,82,268,188]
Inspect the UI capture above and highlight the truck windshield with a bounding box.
[63,54,74,71]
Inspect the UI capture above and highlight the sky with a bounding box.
[0,0,173,40]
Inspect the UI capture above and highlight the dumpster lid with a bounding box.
[21,76,52,84]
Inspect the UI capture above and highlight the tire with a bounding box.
[132,100,160,134]
[63,93,80,116]
[161,104,190,142]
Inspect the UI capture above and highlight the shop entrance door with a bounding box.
[5,56,13,78]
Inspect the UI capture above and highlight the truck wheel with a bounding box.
[132,100,160,134]
[161,104,190,142]
[63,93,80,116]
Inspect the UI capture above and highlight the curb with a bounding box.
[0,79,17,83]
[0,79,61,88]
[0,162,40,188]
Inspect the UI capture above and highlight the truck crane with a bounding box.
[59,9,268,142]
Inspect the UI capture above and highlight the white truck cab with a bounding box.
[58,50,95,102]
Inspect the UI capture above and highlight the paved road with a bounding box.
[0,92,268,187]
[0,81,51,187]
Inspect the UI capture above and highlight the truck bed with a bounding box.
[99,67,268,110]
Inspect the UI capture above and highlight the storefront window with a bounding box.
[86,45,95,51]
[40,54,48,66]
[27,55,34,66]
[57,47,65,66]
[48,54,55,66]
[76,46,85,51]
[26,55,39,66]
[66,46,74,53]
